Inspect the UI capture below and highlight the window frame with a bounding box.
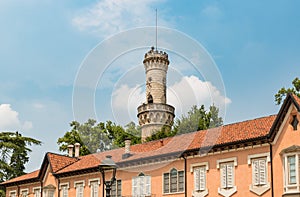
[111,179,122,197]
[74,180,85,197]
[33,187,41,197]
[132,173,151,197]
[59,183,69,197]
[9,190,17,197]
[217,157,237,197]
[283,152,300,194]
[88,178,100,197]
[248,153,271,196]
[163,168,185,194]
[191,162,209,197]
[20,189,29,197]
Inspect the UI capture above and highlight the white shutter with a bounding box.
[194,168,200,191]
[132,177,138,196]
[259,159,266,185]
[220,164,227,189]
[199,167,206,191]
[226,163,234,188]
[145,176,151,196]
[253,160,260,186]
[140,176,144,195]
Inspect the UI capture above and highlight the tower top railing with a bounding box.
[143,47,169,65]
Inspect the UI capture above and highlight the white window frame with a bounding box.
[132,173,151,197]
[283,153,300,194]
[9,190,17,197]
[88,178,100,197]
[248,153,270,196]
[74,181,85,197]
[33,187,41,197]
[217,157,237,197]
[191,162,209,197]
[59,183,69,197]
[20,189,29,197]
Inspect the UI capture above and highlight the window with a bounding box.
[288,155,296,184]
[90,181,99,197]
[21,189,28,197]
[281,145,300,194]
[220,162,234,189]
[163,168,184,194]
[75,181,85,197]
[217,158,237,197]
[111,180,122,197]
[43,184,55,197]
[191,162,209,197]
[132,173,151,197]
[248,153,270,196]
[9,191,16,197]
[59,184,69,197]
[33,187,41,197]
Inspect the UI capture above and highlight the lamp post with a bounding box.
[99,155,118,197]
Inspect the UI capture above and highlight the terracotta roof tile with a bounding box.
[1,170,39,185]
[47,152,78,173]
[291,93,300,108]
[56,115,276,175]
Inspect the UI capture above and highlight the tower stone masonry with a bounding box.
[137,47,175,141]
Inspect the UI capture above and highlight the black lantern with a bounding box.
[99,155,118,197]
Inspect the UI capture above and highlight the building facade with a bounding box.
[1,93,300,197]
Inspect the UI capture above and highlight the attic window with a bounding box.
[291,115,299,130]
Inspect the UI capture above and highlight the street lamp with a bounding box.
[99,155,118,197]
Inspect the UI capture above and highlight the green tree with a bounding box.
[173,104,223,134]
[275,77,300,105]
[0,131,41,195]
[57,120,141,156]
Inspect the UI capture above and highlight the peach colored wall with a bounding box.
[272,106,300,197]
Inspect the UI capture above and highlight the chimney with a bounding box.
[67,144,74,157]
[160,139,164,147]
[122,139,133,159]
[74,143,80,157]
[125,139,131,154]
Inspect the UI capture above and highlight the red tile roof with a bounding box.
[291,93,300,108]
[47,152,78,173]
[1,170,39,184]
[56,115,277,175]
[1,115,277,183]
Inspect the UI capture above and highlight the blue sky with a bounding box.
[0,0,300,172]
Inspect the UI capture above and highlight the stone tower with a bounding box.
[137,47,175,141]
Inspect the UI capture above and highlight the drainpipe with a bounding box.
[17,185,20,197]
[183,155,187,197]
[57,176,60,197]
[40,180,43,197]
[269,142,274,197]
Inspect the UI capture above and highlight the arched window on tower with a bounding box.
[147,94,153,103]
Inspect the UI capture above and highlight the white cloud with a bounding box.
[72,0,170,37]
[111,76,231,125]
[0,104,33,131]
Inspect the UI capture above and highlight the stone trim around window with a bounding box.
[217,158,237,197]
[74,180,85,188]
[248,153,270,196]
[9,190,17,197]
[191,162,209,197]
[59,182,70,190]
[88,178,100,186]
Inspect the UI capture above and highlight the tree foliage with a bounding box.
[275,77,300,105]
[57,120,141,156]
[173,104,223,134]
[0,131,41,194]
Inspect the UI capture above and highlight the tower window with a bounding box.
[148,95,153,103]
[291,115,298,130]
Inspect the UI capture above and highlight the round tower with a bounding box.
[137,47,175,141]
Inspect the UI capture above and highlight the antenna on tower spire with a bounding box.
[155,8,158,50]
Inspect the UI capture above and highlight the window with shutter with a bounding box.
[75,183,84,197]
[288,155,296,184]
[111,180,122,197]
[193,166,207,192]
[132,174,151,197]
[61,185,68,197]
[163,173,170,193]
[9,191,16,197]
[220,162,234,189]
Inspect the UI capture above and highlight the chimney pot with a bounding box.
[74,143,80,157]
[67,144,74,157]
